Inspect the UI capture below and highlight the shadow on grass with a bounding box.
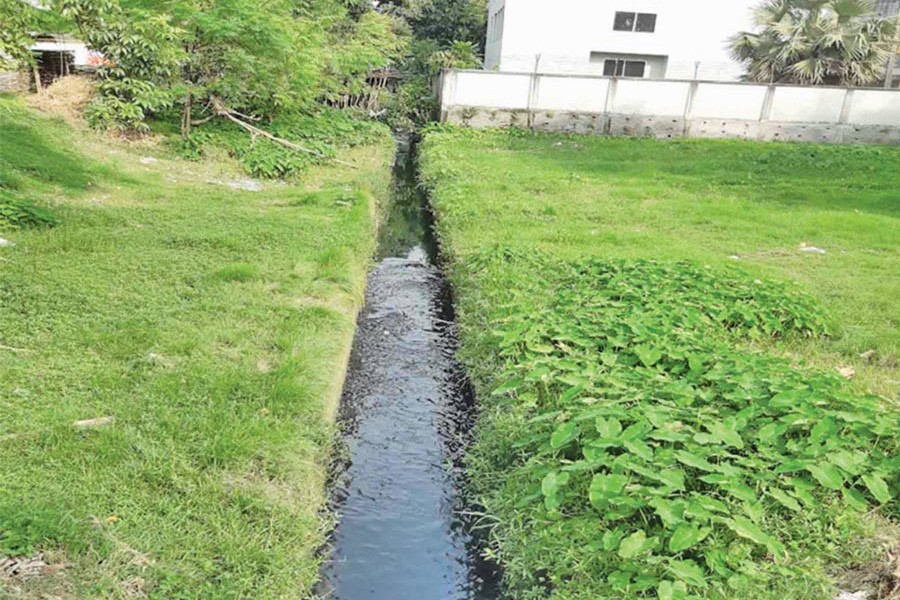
[0,102,126,197]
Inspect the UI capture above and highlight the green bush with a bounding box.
[177,108,388,178]
[464,250,897,599]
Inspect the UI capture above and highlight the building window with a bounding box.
[613,11,657,33]
[635,13,657,32]
[603,59,646,77]
[613,11,635,31]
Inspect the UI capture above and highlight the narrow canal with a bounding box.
[318,135,499,600]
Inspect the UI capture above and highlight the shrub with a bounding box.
[177,108,388,178]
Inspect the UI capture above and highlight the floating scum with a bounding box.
[448,250,898,599]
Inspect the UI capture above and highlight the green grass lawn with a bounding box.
[0,97,392,599]
[419,129,900,600]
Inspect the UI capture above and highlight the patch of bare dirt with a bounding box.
[0,551,72,599]
[837,544,900,600]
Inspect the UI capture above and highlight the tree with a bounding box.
[319,5,410,105]
[58,0,406,134]
[730,0,898,86]
[409,0,486,48]
[0,0,40,69]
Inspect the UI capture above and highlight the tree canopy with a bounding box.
[730,0,898,86]
[4,0,487,136]
[57,0,408,131]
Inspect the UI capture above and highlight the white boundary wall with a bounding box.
[440,70,900,145]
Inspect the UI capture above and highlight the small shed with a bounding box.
[29,34,99,89]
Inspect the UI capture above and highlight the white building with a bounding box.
[485,0,759,81]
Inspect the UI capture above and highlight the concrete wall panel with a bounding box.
[770,87,846,123]
[849,90,900,125]
[613,79,691,116]
[691,83,767,120]
[452,71,531,109]
[535,76,609,111]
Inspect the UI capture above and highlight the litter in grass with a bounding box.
[1,552,67,580]
[139,157,158,165]
[836,542,900,600]
[207,178,264,192]
[800,243,828,254]
[838,366,857,379]
[73,416,115,429]
[0,238,14,248]
[837,592,870,600]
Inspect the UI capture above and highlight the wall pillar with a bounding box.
[755,84,777,141]
[603,78,618,135]
[682,81,699,136]
[439,70,458,123]
[839,89,855,124]
[527,55,542,130]
[837,88,855,144]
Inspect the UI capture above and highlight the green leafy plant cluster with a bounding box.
[463,249,897,599]
[386,38,481,128]
[174,108,388,178]
[0,0,40,69]
[0,193,57,229]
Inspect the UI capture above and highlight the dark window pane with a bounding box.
[624,61,646,77]
[636,13,657,32]
[614,12,636,31]
[603,60,628,77]
[603,60,618,76]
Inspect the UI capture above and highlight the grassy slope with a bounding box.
[422,130,899,396]
[0,97,392,599]
[419,129,900,599]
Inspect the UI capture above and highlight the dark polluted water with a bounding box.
[317,135,500,600]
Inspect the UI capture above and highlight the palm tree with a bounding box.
[730,0,898,86]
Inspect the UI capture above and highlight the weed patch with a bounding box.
[166,108,388,179]
[0,193,57,229]
[464,250,897,599]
